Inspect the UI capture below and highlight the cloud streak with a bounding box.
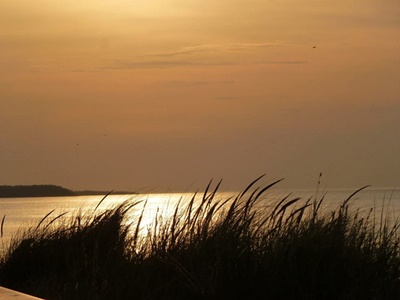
[160,80,235,88]
[144,42,286,58]
[98,42,308,71]
[101,59,308,71]
[101,60,234,70]
[258,60,308,65]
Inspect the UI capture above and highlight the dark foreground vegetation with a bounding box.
[1,177,400,299]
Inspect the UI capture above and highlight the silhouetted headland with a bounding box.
[0,185,133,198]
[0,185,76,198]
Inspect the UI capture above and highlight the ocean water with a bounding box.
[0,188,399,247]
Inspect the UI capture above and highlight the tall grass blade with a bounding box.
[340,185,370,209]
[94,190,114,211]
[1,215,5,238]
[239,174,265,199]
[36,209,55,229]
[255,178,284,200]
[44,212,69,230]
[276,197,301,215]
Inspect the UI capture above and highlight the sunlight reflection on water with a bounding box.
[1,188,399,248]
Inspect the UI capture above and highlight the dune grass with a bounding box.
[1,177,400,299]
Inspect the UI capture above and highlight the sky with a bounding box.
[1,0,399,192]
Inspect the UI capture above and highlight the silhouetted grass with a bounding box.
[1,177,400,299]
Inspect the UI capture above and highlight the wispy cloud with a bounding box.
[145,42,286,58]
[160,80,235,88]
[101,60,233,70]
[214,96,241,101]
[98,42,306,71]
[100,59,308,71]
[258,60,308,65]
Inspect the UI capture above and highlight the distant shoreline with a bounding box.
[0,185,133,198]
[73,190,134,196]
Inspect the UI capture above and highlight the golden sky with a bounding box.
[1,0,399,191]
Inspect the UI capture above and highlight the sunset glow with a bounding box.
[1,0,399,191]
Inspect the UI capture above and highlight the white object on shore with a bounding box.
[0,286,43,299]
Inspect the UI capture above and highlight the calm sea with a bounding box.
[1,188,399,247]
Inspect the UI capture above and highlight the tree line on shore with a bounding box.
[0,185,132,198]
